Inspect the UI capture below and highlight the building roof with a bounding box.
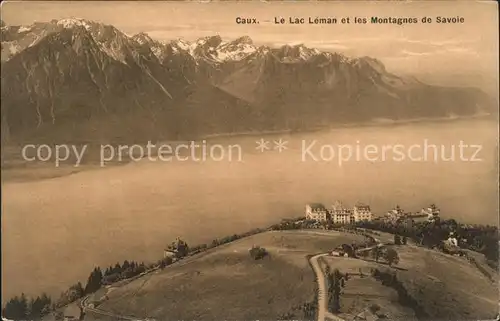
[308,203,326,210]
[332,200,345,210]
[355,203,371,210]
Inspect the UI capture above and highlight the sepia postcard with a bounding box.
[0,1,498,320]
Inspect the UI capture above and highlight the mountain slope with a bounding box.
[1,18,495,142]
[1,19,191,142]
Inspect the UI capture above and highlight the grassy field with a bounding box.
[323,243,498,321]
[94,230,367,320]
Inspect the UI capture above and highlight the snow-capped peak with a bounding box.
[171,39,191,51]
[132,32,154,45]
[232,35,253,45]
[56,18,92,30]
[215,37,257,62]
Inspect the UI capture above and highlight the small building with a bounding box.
[421,204,440,222]
[331,246,348,257]
[386,205,405,222]
[163,249,178,259]
[63,305,81,320]
[305,203,328,221]
[331,250,348,257]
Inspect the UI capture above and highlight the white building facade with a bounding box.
[353,204,373,222]
[329,201,355,224]
[306,201,373,224]
[306,203,328,221]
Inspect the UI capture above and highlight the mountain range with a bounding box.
[0,18,494,143]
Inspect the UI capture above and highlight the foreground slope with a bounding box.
[323,242,498,320]
[91,230,367,320]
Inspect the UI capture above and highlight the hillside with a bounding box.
[1,18,495,143]
[51,229,499,321]
[325,244,498,320]
[86,230,367,320]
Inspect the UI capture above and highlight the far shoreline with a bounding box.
[1,113,495,184]
[199,113,495,141]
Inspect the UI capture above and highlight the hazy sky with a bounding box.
[1,1,498,76]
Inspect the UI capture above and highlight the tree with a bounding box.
[325,265,331,277]
[3,293,28,320]
[84,267,103,294]
[384,248,400,267]
[114,263,122,274]
[71,282,85,299]
[371,246,382,262]
[328,269,342,313]
[341,244,355,257]
[249,246,268,260]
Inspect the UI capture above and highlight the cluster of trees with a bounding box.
[371,268,428,319]
[2,293,52,320]
[187,228,266,256]
[325,266,346,313]
[269,217,367,231]
[102,260,147,285]
[2,258,146,320]
[359,246,400,267]
[269,217,312,231]
[249,246,268,260]
[356,219,498,268]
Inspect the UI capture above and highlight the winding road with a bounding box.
[80,288,153,321]
[309,253,329,321]
[308,233,384,321]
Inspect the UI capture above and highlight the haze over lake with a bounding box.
[1,119,497,300]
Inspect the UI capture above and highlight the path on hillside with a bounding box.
[309,253,346,321]
[80,294,150,320]
[308,232,385,321]
[310,253,328,321]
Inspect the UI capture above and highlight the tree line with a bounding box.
[2,293,52,320]
[2,259,146,320]
[356,218,498,268]
[371,268,429,319]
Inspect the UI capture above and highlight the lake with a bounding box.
[1,118,498,300]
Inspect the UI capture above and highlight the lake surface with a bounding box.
[1,119,498,300]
